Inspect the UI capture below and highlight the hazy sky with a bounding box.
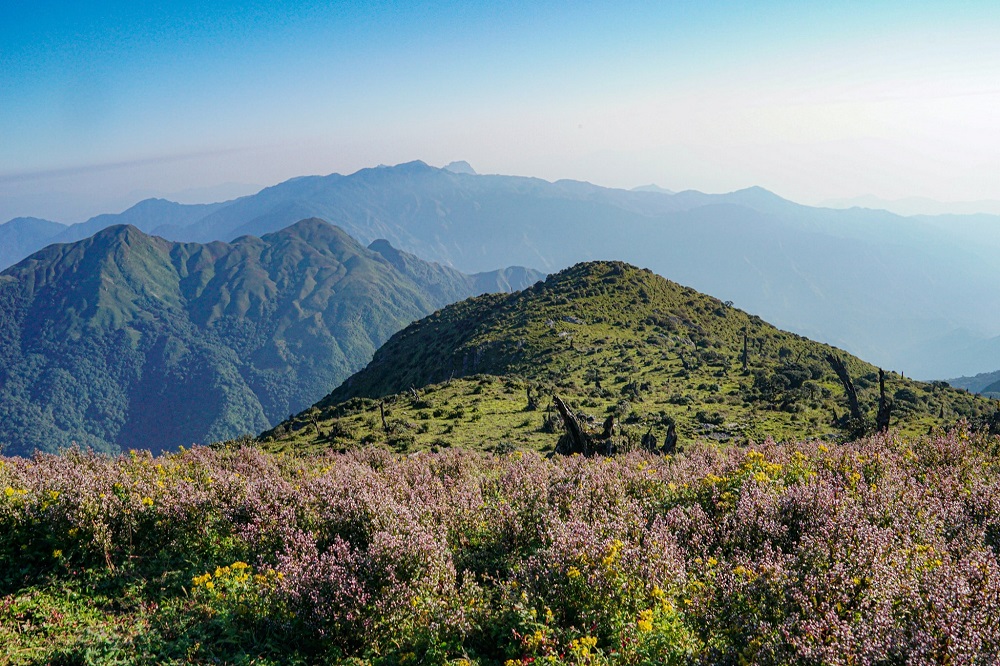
[3,0,1000,221]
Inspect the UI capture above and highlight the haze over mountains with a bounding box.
[822,195,1000,217]
[0,218,540,456]
[4,161,1000,379]
[948,369,1000,398]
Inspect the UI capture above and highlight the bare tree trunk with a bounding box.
[641,427,657,452]
[742,327,749,372]
[602,415,615,439]
[826,353,863,421]
[554,395,590,455]
[662,422,678,455]
[875,368,892,433]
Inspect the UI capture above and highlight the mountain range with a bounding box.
[4,161,1000,378]
[264,261,995,455]
[822,194,1000,217]
[947,369,1000,398]
[0,218,540,456]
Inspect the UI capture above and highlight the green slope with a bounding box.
[0,219,542,456]
[264,261,998,454]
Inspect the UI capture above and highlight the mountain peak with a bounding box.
[368,238,406,270]
[443,160,477,175]
[283,216,333,232]
[728,185,784,201]
[92,223,149,244]
[264,217,359,249]
[378,160,430,172]
[3,216,63,227]
[631,184,674,195]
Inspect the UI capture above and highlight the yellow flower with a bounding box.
[53,549,63,559]
[636,609,654,632]
[141,496,154,507]
[204,581,214,590]
[570,635,598,657]
[567,566,582,578]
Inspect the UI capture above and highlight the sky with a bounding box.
[3,0,1000,222]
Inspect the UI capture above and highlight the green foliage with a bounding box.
[0,221,540,456]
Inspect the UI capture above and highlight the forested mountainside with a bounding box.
[0,218,541,455]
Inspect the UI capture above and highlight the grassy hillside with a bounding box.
[264,262,998,455]
[0,219,541,456]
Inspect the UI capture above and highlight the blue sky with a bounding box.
[3,1,1000,221]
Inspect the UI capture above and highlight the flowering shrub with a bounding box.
[3,425,1000,663]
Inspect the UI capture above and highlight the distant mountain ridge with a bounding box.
[948,369,1000,397]
[822,194,1000,217]
[0,218,542,456]
[5,161,1000,377]
[0,217,67,269]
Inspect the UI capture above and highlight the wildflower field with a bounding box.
[3,427,1000,664]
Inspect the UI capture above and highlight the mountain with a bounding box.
[133,165,1000,379]
[0,217,67,268]
[822,194,1000,217]
[0,199,227,271]
[631,184,675,194]
[263,262,995,454]
[443,160,477,175]
[55,198,227,243]
[948,369,1000,398]
[0,219,542,456]
[6,161,1000,377]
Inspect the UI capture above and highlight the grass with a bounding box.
[264,261,997,454]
